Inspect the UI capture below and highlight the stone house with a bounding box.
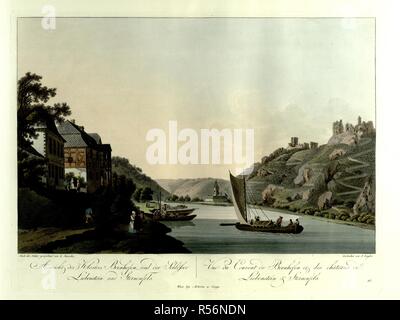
[57,121,112,193]
[30,119,66,189]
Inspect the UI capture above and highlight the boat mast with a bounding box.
[243,176,248,223]
[158,188,161,211]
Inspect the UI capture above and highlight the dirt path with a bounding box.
[336,138,374,196]
[18,227,94,252]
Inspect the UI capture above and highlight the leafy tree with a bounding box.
[171,194,179,202]
[18,150,46,188]
[178,195,185,202]
[17,72,71,149]
[64,172,86,188]
[140,187,153,201]
[133,188,143,202]
[94,173,138,230]
[17,72,71,189]
[184,195,191,202]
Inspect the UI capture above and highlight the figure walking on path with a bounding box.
[85,207,93,224]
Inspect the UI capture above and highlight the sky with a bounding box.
[17,18,375,179]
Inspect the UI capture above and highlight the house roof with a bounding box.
[58,121,110,151]
[35,119,66,142]
[62,134,91,148]
[58,121,98,148]
[89,133,102,144]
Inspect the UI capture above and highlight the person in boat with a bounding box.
[295,218,300,225]
[276,216,283,227]
[288,219,293,226]
[255,216,260,222]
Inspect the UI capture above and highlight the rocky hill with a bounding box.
[157,178,231,200]
[112,156,170,198]
[247,117,375,225]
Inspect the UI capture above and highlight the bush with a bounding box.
[18,188,89,229]
[344,200,356,209]
[140,187,153,201]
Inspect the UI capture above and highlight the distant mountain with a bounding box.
[157,178,231,200]
[112,156,170,198]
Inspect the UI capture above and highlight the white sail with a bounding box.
[229,172,248,225]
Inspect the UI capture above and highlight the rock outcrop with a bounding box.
[317,191,333,210]
[262,184,284,204]
[329,148,346,160]
[328,132,357,146]
[294,165,312,186]
[353,179,375,216]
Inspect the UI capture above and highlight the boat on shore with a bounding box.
[229,172,304,234]
[143,193,197,222]
[146,202,196,216]
[159,207,196,216]
[144,211,197,221]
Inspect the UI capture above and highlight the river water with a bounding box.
[163,203,375,254]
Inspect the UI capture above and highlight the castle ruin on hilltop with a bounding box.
[332,116,375,137]
[288,136,318,150]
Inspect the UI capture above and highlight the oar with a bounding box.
[219,223,237,226]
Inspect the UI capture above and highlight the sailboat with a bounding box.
[229,172,304,234]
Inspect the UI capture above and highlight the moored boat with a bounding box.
[145,189,197,221]
[162,207,196,216]
[150,205,196,216]
[144,211,196,221]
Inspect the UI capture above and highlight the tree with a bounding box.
[171,194,179,202]
[65,172,87,189]
[184,195,191,202]
[133,188,143,202]
[17,72,72,189]
[178,195,185,202]
[18,150,46,189]
[140,187,153,201]
[92,173,138,230]
[18,72,71,149]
